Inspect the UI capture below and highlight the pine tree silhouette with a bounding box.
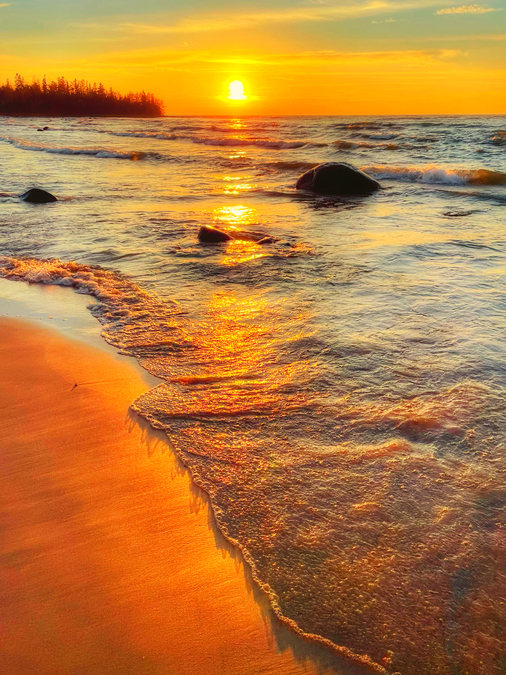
[0,75,164,116]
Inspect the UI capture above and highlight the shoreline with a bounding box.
[0,279,366,675]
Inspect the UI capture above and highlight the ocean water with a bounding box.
[1,115,506,675]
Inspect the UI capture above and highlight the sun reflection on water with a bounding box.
[162,290,317,418]
[220,175,257,195]
[213,204,258,230]
[222,239,267,266]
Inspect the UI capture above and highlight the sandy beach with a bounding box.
[0,280,365,675]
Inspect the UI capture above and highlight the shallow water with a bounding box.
[1,114,506,675]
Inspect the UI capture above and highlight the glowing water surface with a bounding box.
[0,114,505,674]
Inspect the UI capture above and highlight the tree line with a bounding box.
[0,74,164,117]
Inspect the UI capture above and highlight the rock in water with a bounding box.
[198,225,233,243]
[296,162,380,195]
[19,188,58,203]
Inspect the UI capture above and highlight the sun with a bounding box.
[228,81,247,101]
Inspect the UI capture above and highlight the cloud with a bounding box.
[436,3,503,12]
[372,17,403,21]
[113,0,454,35]
[421,31,505,38]
[247,49,462,63]
[79,47,462,70]
[0,3,12,6]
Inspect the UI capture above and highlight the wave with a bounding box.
[0,255,388,674]
[333,121,400,130]
[365,133,399,141]
[210,123,280,133]
[0,136,149,160]
[262,160,318,172]
[109,129,327,150]
[191,135,325,149]
[3,251,506,675]
[491,131,506,146]
[363,164,506,186]
[107,130,178,142]
[333,139,400,151]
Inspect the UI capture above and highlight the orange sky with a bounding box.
[0,0,505,114]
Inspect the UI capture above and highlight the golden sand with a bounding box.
[0,316,360,675]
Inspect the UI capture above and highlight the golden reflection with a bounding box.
[221,175,256,195]
[164,291,316,419]
[222,239,267,266]
[229,118,246,130]
[351,229,450,251]
[213,204,258,230]
[226,151,247,160]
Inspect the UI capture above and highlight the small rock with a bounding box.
[20,188,58,203]
[198,226,279,245]
[198,225,232,243]
[443,210,474,218]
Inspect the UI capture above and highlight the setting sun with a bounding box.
[228,81,247,101]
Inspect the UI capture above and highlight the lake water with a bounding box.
[1,114,506,675]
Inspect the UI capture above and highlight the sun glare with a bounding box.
[228,81,247,101]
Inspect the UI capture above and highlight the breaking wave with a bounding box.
[261,160,318,172]
[0,136,149,160]
[2,248,506,675]
[110,129,327,150]
[363,164,506,186]
[491,131,506,146]
[0,254,386,673]
[334,139,400,151]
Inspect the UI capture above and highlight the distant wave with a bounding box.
[349,132,437,144]
[210,123,280,133]
[0,136,150,160]
[333,139,400,151]
[108,130,178,141]
[365,133,399,141]
[191,135,326,149]
[363,164,506,186]
[333,121,400,130]
[491,131,506,146]
[110,129,327,150]
[262,160,318,172]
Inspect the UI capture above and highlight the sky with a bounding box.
[0,0,505,114]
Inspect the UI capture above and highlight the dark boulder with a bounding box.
[198,225,232,243]
[19,188,58,204]
[296,162,380,195]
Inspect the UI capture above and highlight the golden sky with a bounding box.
[0,0,505,113]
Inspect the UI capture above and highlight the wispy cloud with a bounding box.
[111,0,454,35]
[75,46,463,71]
[436,3,502,12]
[406,30,505,39]
[237,48,462,63]
[372,17,404,21]
[0,3,12,6]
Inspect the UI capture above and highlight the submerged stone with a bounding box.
[198,226,233,243]
[20,188,58,204]
[296,162,380,195]
[198,225,278,245]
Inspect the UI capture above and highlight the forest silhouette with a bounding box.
[0,75,164,117]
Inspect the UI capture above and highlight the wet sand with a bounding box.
[0,297,366,675]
